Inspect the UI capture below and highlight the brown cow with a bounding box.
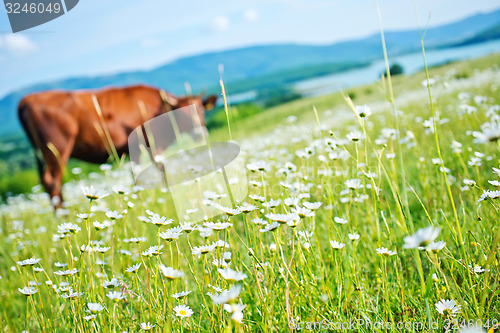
[18,84,217,209]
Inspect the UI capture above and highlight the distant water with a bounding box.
[294,39,500,97]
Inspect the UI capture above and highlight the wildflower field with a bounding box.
[1,51,500,332]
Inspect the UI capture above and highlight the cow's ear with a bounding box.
[203,95,218,111]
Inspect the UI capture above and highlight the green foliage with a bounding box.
[258,87,302,108]
[206,103,264,130]
[454,71,471,79]
[0,169,38,199]
[383,63,404,77]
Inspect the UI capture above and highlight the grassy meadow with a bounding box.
[0,48,500,333]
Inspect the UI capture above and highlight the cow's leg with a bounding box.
[40,158,62,209]
[39,136,75,210]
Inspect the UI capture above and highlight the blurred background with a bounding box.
[0,0,499,197]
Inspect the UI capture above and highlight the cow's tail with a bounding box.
[18,99,45,176]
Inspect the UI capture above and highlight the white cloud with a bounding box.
[244,8,259,22]
[141,38,163,48]
[212,16,229,32]
[1,34,37,56]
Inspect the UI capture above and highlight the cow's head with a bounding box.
[161,92,218,127]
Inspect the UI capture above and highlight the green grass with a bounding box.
[0,52,499,332]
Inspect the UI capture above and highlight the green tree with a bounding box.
[384,63,404,77]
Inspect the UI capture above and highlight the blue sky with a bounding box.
[0,0,499,97]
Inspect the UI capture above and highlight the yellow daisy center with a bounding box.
[179,310,187,316]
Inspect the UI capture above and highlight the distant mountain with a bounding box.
[1,8,500,137]
[451,23,500,46]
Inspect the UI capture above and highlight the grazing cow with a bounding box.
[18,85,217,209]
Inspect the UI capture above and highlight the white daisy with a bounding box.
[329,240,345,250]
[262,199,282,208]
[376,247,397,256]
[57,223,81,234]
[93,221,107,230]
[208,284,242,304]
[238,204,258,213]
[259,222,280,233]
[468,264,490,274]
[334,217,348,224]
[105,210,123,220]
[180,222,197,233]
[426,241,446,253]
[348,233,360,241]
[346,131,364,142]
[173,305,193,318]
[284,197,300,207]
[252,217,267,225]
[159,227,183,241]
[102,278,120,288]
[106,291,126,302]
[246,161,271,172]
[124,237,147,243]
[463,179,476,186]
[292,207,315,218]
[159,265,185,280]
[141,245,163,257]
[125,263,142,273]
[87,303,105,313]
[191,243,216,257]
[355,104,372,118]
[17,258,41,266]
[95,246,111,253]
[435,299,460,316]
[249,194,266,202]
[82,185,109,200]
[83,315,96,321]
[149,215,173,227]
[54,269,79,276]
[345,178,363,190]
[172,290,192,299]
[112,185,130,195]
[224,303,246,323]
[203,221,232,231]
[217,268,247,282]
[18,286,38,296]
[61,290,83,299]
[303,202,322,210]
[140,322,155,331]
[218,206,242,216]
[403,226,440,249]
[76,212,95,219]
[265,213,296,224]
